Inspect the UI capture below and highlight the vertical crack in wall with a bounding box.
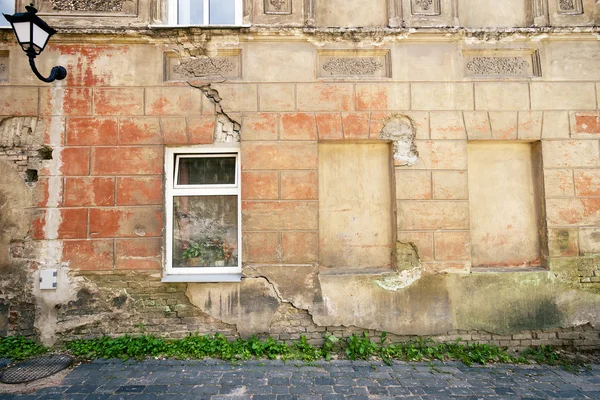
[188,82,241,143]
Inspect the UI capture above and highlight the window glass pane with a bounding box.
[209,0,235,24]
[0,0,13,27]
[173,195,238,268]
[179,0,203,24]
[177,156,236,185]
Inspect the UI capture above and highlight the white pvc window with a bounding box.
[0,0,15,28]
[164,145,242,282]
[168,0,243,26]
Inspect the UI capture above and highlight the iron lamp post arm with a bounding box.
[27,51,67,83]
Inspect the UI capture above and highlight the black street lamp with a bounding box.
[3,4,67,83]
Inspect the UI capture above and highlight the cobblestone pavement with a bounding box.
[0,359,599,399]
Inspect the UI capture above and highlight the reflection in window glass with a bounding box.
[0,0,14,27]
[177,156,236,185]
[209,0,235,24]
[172,195,238,268]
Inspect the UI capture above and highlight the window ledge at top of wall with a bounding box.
[162,273,242,283]
[470,266,548,274]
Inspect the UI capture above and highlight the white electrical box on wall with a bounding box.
[40,269,57,290]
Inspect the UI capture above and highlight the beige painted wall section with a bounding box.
[467,142,542,268]
[319,142,394,270]
[458,0,529,28]
[315,0,388,27]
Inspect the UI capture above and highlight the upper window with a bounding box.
[0,0,15,28]
[164,145,242,282]
[168,0,243,26]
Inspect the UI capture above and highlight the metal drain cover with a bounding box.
[0,354,74,384]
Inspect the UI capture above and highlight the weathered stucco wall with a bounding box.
[0,0,600,347]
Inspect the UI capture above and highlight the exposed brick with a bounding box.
[542,140,599,168]
[119,118,162,145]
[161,118,188,145]
[395,170,431,200]
[145,87,203,116]
[91,147,163,175]
[64,177,115,206]
[66,118,118,146]
[241,142,317,170]
[546,198,600,226]
[242,232,281,263]
[341,112,369,140]
[432,171,468,200]
[397,231,434,261]
[544,169,575,198]
[241,113,279,141]
[116,238,162,270]
[316,113,343,140]
[63,239,114,270]
[41,88,92,116]
[116,176,163,205]
[548,228,579,257]
[31,208,88,240]
[94,88,144,116]
[434,231,471,261]
[397,201,470,230]
[282,232,318,263]
[280,113,317,140]
[242,201,318,231]
[0,87,39,116]
[187,116,215,144]
[430,112,466,140]
[280,171,318,200]
[297,84,354,112]
[89,207,163,238]
[241,171,279,200]
[574,169,600,196]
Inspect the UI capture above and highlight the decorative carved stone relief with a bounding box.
[557,0,583,14]
[0,52,8,82]
[463,49,542,78]
[165,50,242,81]
[265,0,292,14]
[27,0,138,15]
[532,0,549,26]
[51,0,123,11]
[411,0,441,15]
[318,50,391,79]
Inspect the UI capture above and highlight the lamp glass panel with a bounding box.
[12,21,31,45]
[32,24,50,53]
[209,0,235,24]
[0,0,14,27]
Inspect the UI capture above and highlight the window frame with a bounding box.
[164,145,242,282]
[167,0,243,26]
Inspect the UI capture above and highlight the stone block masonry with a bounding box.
[0,16,599,346]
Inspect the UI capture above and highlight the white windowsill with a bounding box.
[162,273,242,283]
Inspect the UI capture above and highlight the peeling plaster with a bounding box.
[376,267,422,291]
[190,83,241,143]
[379,116,418,166]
